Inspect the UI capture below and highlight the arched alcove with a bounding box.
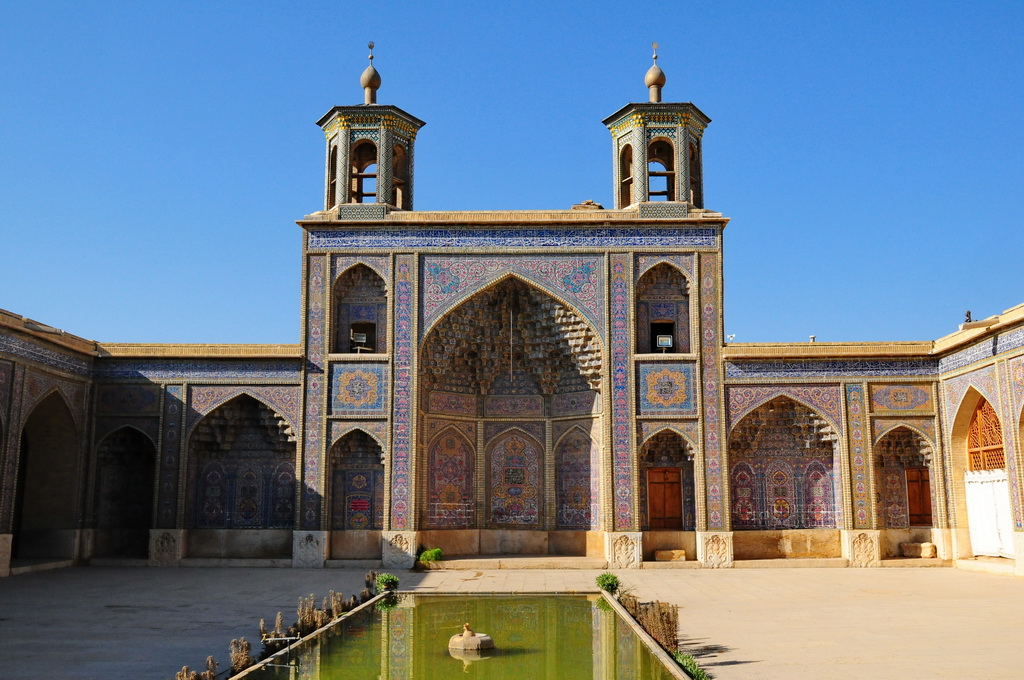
[554,428,599,529]
[638,430,695,531]
[14,392,80,560]
[328,430,384,531]
[488,429,544,526]
[635,263,690,353]
[185,394,296,559]
[93,427,156,558]
[328,429,384,559]
[425,427,474,529]
[333,264,387,354]
[874,426,935,558]
[728,396,842,559]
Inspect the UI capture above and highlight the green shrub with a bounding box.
[671,651,711,680]
[595,572,620,594]
[375,593,399,612]
[375,572,400,592]
[419,547,443,563]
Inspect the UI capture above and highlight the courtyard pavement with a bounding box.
[0,564,1021,679]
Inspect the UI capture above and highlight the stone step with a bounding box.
[954,558,1017,576]
[640,560,702,569]
[422,555,608,570]
[326,559,383,569]
[89,558,148,567]
[9,559,74,576]
[880,558,950,568]
[733,557,849,569]
[179,558,292,568]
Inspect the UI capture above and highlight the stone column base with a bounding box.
[1014,533,1024,577]
[0,534,11,577]
[75,529,94,565]
[149,529,186,567]
[381,531,417,569]
[292,531,328,569]
[950,526,973,560]
[696,531,734,568]
[930,528,953,561]
[605,532,642,569]
[842,529,881,567]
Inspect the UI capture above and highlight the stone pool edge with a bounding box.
[600,590,690,680]
[229,590,391,679]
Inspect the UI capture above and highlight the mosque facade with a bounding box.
[2,56,1023,576]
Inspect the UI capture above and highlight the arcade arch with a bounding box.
[93,426,156,558]
[13,392,80,560]
[728,396,842,533]
[950,391,1014,558]
[185,394,296,558]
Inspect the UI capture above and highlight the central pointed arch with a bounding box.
[418,275,604,546]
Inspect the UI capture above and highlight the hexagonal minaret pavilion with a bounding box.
[603,43,710,210]
[316,42,425,215]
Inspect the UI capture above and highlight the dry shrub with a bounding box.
[619,593,679,653]
[229,637,254,674]
[173,656,216,680]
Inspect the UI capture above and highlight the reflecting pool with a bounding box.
[244,594,676,679]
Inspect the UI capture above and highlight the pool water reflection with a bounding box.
[245,594,676,679]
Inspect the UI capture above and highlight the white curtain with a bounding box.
[964,469,1015,558]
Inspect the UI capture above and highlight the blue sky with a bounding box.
[1,2,1021,344]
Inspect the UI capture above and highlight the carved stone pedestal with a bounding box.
[842,529,880,567]
[696,531,733,568]
[382,531,417,569]
[605,532,642,569]
[293,531,328,568]
[148,529,186,567]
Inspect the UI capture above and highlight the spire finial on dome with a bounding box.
[645,41,666,103]
[360,40,382,105]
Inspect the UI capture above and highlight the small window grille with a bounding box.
[967,398,1004,471]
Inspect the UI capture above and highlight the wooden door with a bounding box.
[648,468,683,530]
[906,467,932,526]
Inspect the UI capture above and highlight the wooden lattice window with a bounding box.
[967,398,1005,471]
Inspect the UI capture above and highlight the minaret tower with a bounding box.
[316,42,426,212]
[602,43,710,210]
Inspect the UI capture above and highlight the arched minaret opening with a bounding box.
[618,144,634,208]
[349,141,378,203]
